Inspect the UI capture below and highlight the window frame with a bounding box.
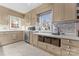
[37,10,53,32]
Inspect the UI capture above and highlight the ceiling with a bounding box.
[0,3,42,14]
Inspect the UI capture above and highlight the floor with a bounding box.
[0,41,52,56]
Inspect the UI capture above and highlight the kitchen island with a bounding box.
[30,32,79,56]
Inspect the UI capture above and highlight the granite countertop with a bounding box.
[34,32,79,41]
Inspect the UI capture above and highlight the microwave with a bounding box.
[28,26,35,31]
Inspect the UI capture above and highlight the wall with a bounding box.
[0,6,24,25]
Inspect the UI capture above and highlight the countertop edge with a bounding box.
[33,32,79,41]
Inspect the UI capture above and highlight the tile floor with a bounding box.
[0,41,52,56]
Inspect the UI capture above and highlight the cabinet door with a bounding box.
[32,34,38,46]
[64,3,76,20]
[61,49,70,56]
[0,32,15,46]
[38,41,47,50]
[31,11,37,25]
[29,32,33,45]
[69,40,79,56]
[61,39,70,56]
[70,40,79,47]
[46,43,61,56]
[0,13,8,25]
[53,3,64,21]
[24,12,31,26]
[10,32,18,42]
[70,52,79,56]
[17,31,24,41]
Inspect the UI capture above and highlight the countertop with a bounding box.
[0,30,25,32]
[34,32,79,41]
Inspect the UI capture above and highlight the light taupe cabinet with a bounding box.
[46,43,61,56]
[61,39,79,56]
[29,32,33,45]
[61,39,70,56]
[53,3,64,21]
[0,13,8,25]
[38,41,47,50]
[69,40,79,56]
[0,31,24,46]
[64,3,76,20]
[30,32,38,46]
[32,34,38,46]
[53,3,76,21]
[30,33,79,56]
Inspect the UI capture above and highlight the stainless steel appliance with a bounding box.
[24,31,30,43]
[24,26,35,43]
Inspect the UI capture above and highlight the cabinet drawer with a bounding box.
[38,41,47,50]
[61,49,70,56]
[70,52,79,56]
[70,46,79,54]
[61,39,70,45]
[61,44,70,50]
[70,40,79,47]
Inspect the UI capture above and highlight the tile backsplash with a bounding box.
[58,22,76,36]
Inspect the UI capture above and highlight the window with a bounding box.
[38,10,52,32]
[9,16,21,29]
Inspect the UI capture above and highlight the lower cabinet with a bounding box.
[61,39,79,56]
[0,32,14,46]
[61,39,70,56]
[37,36,61,55]
[46,43,61,56]
[29,32,38,46]
[0,31,24,46]
[32,34,38,46]
[61,49,70,56]
[69,40,79,56]
[38,41,47,50]
[30,34,79,56]
[17,31,24,41]
[29,32,33,45]
[70,52,79,56]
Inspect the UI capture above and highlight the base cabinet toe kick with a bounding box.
[30,33,79,56]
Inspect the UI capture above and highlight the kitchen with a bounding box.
[0,3,79,56]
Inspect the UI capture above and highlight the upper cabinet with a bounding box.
[53,3,77,21]
[0,13,8,25]
[24,3,77,25]
[24,12,32,26]
[64,3,76,20]
[53,3,64,22]
[31,10,37,25]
